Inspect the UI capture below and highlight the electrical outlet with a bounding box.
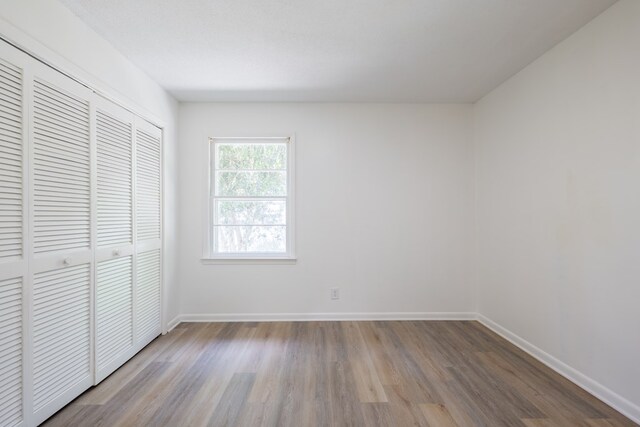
[330,287,340,300]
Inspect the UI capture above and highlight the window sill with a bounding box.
[201,257,297,265]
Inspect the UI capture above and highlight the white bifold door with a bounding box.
[0,44,28,427]
[29,60,94,425]
[94,99,135,383]
[0,39,163,427]
[133,121,162,348]
[93,100,163,383]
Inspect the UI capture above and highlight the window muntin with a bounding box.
[209,137,294,258]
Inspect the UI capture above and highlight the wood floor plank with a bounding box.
[342,321,388,403]
[151,323,258,427]
[360,402,396,427]
[521,419,558,427]
[383,384,430,426]
[446,365,526,426]
[325,360,367,426]
[357,321,402,386]
[261,322,317,427]
[429,381,481,427]
[234,321,280,373]
[420,403,458,427]
[233,402,277,427]
[208,373,256,427]
[41,321,638,427]
[247,322,293,403]
[399,321,453,383]
[585,419,630,427]
[171,324,257,426]
[460,352,545,419]
[379,322,442,404]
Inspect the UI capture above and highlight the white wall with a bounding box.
[474,0,640,417]
[178,103,474,318]
[0,0,180,327]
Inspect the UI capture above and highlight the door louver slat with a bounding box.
[33,79,90,254]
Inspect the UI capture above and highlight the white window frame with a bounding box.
[202,136,296,263]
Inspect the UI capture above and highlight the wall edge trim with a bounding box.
[165,316,182,333]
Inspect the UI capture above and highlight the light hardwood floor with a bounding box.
[43,321,637,426]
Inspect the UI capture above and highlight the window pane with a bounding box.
[216,200,286,225]
[216,143,287,170]
[215,225,286,253]
[215,171,286,196]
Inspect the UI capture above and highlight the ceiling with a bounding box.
[59,0,616,102]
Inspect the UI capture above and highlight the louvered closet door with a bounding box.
[94,98,135,382]
[29,62,94,426]
[0,42,28,427]
[134,120,162,346]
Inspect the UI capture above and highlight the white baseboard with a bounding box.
[177,311,476,323]
[476,314,640,424]
[165,315,182,333]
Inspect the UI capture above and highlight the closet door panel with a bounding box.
[0,57,24,263]
[96,106,132,250]
[134,120,162,348]
[32,77,91,257]
[95,255,133,382]
[94,99,136,383]
[136,249,161,342]
[32,264,91,418]
[29,63,94,425]
[135,125,161,245]
[0,43,28,427]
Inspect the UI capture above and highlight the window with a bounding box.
[205,137,295,260]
